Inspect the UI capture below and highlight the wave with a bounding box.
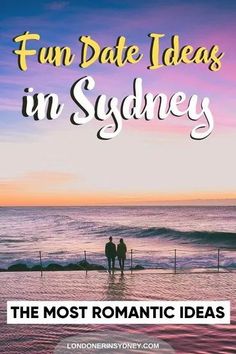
[95,225,236,247]
[48,217,235,247]
[0,238,26,243]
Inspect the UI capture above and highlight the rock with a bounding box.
[8,263,29,271]
[5,260,106,272]
[31,265,42,271]
[133,264,145,270]
[63,263,84,271]
[45,263,64,271]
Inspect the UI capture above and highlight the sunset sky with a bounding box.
[0,0,236,206]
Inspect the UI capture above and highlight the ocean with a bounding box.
[0,206,235,353]
[0,206,236,270]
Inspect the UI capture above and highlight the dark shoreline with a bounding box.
[0,260,145,272]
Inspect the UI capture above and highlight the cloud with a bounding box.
[26,171,75,184]
[45,1,69,10]
[0,171,76,193]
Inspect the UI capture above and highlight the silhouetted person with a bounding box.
[105,236,116,272]
[117,238,127,273]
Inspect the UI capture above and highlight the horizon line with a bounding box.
[1,202,236,208]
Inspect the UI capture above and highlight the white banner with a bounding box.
[7,300,230,325]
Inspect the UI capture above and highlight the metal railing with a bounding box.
[1,247,235,277]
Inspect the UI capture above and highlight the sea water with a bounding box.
[0,206,235,270]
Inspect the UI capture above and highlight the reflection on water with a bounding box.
[106,273,128,299]
[0,271,235,354]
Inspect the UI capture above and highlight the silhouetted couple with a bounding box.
[105,236,127,273]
